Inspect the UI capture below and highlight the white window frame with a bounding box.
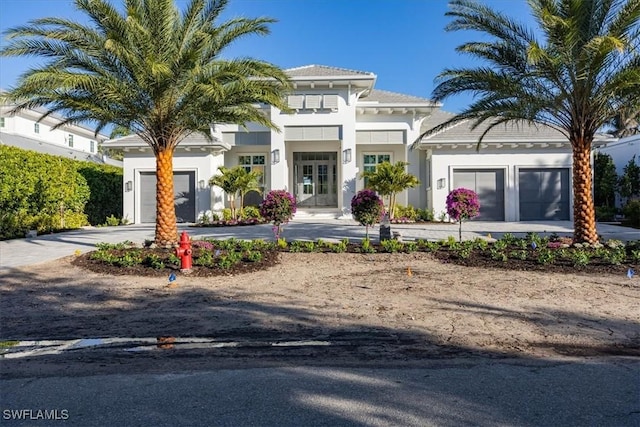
[90,140,95,153]
[238,154,267,189]
[34,123,40,134]
[362,152,393,188]
[0,117,5,128]
[68,134,74,148]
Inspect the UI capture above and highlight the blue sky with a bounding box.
[0,0,534,113]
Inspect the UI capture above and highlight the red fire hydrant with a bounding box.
[175,231,192,272]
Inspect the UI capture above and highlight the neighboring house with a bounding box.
[0,100,120,166]
[596,134,640,207]
[102,64,612,224]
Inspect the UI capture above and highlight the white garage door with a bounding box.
[139,171,196,223]
[452,169,505,221]
[519,168,570,220]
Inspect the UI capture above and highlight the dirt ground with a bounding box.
[1,252,639,376]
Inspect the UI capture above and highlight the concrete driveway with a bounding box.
[1,219,639,269]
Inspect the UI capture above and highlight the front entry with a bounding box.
[293,152,338,207]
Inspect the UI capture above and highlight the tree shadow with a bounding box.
[0,266,638,426]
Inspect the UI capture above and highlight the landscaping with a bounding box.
[73,232,640,277]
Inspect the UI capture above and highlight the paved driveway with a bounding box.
[1,220,639,269]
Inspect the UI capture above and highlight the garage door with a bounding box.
[139,171,196,223]
[452,169,505,221]
[519,168,570,220]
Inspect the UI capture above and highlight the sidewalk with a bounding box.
[1,220,639,269]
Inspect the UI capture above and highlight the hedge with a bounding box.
[0,145,122,239]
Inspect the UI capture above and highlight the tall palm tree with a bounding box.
[412,0,640,243]
[608,102,640,137]
[1,0,290,246]
[361,161,420,219]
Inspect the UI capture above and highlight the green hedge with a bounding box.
[0,145,122,239]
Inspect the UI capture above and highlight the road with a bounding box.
[1,358,638,426]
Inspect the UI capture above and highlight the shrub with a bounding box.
[240,206,263,220]
[221,208,233,221]
[360,237,376,253]
[351,189,384,239]
[260,190,297,239]
[595,206,618,222]
[381,239,403,253]
[416,208,434,222]
[623,200,640,227]
[446,188,480,241]
[394,205,417,221]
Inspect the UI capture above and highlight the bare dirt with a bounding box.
[1,252,639,378]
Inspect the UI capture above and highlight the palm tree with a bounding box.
[361,161,420,219]
[412,0,640,243]
[608,102,640,137]
[1,0,290,246]
[209,166,242,220]
[235,168,263,213]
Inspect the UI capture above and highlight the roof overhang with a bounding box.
[419,140,572,151]
[290,75,376,94]
[103,134,230,154]
[357,103,439,115]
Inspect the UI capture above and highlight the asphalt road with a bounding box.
[1,359,639,427]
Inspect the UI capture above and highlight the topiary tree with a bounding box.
[446,188,480,242]
[259,190,296,239]
[351,189,384,239]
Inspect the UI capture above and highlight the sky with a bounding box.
[0,0,535,113]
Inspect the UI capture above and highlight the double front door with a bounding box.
[294,152,337,207]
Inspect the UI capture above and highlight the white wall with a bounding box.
[429,147,573,221]
[1,107,102,154]
[598,135,640,174]
[122,150,219,223]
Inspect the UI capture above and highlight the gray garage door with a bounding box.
[140,171,196,223]
[452,169,505,221]
[519,168,570,221]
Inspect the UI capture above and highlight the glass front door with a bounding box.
[294,152,337,207]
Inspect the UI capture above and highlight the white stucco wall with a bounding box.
[1,107,101,154]
[428,147,573,221]
[598,135,640,174]
[122,150,219,223]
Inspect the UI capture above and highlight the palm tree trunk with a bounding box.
[572,140,598,244]
[155,147,178,246]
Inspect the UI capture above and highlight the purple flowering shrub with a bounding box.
[260,190,296,240]
[446,188,480,241]
[351,189,384,239]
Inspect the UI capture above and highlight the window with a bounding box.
[238,155,266,188]
[363,154,391,187]
[68,134,74,148]
[90,140,95,153]
[0,117,5,128]
[34,123,40,134]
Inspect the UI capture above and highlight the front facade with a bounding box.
[105,64,601,224]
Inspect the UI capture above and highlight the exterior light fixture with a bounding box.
[125,181,133,192]
[342,148,352,164]
[271,149,280,164]
[198,180,206,190]
[437,178,446,189]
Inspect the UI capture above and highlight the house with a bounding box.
[0,100,119,166]
[103,64,610,224]
[595,134,640,207]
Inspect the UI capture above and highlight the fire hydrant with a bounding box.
[175,231,193,272]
